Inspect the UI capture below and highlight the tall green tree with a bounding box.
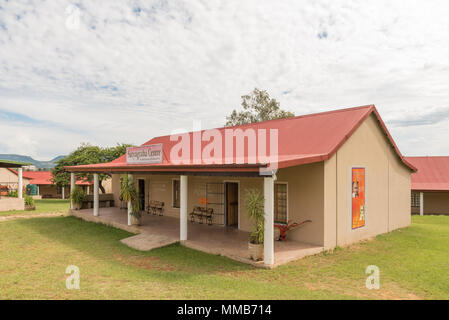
[51,143,133,193]
[225,88,295,126]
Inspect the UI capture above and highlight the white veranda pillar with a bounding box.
[264,176,275,266]
[93,173,99,217]
[70,172,75,209]
[62,186,65,199]
[127,174,133,225]
[180,175,188,241]
[420,192,424,216]
[18,167,23,199]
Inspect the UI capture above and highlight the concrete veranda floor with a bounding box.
[70,207,324,268]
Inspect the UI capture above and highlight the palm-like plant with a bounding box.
[120,175,141,218]
[246,189,264,244]
[70,186,85,207]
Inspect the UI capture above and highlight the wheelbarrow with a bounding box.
[274,220,312,241]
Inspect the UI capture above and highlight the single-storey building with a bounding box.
[405,156,449,215]
[0,167,30,192]
[6,169,112,199]
[66,105,415,267]
[0,160,28,211]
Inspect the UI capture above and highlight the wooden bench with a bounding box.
[190,206,214,225]
[82,193,115,209]
[148,200,164,216]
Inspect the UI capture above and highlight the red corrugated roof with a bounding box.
[67,105,416,173]
[405,157,449,191]
[7,169,92,186]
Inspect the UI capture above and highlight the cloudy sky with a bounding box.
[0,0,448,160]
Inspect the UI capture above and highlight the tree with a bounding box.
[225,88,295,126]
[51,143,133,193]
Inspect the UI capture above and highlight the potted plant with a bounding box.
[70,186,85,210]
[246,189,264,261]
[120,175,141,225]
[24,195,36,211]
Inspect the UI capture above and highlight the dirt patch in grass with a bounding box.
[114,254,179,272]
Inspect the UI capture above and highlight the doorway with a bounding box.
[225,182,239,227]
[138,179,145,211]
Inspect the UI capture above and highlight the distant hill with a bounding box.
[0,154,66,169]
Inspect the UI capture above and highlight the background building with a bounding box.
[406,156,449,215]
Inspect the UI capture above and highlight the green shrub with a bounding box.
[8,190,18,198]
[246,189,264,244]
[24,195,34,206]
[70,186,85,206]
[120,175,141,218]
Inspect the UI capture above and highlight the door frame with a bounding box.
[137,178,146,212]
[224,180,240,229]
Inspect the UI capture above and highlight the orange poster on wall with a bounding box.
[352,168,366,229]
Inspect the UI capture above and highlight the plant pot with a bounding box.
[130,214,141,226]
[248,242,264,261]
[73,203,82,210]
[25,205,36,211]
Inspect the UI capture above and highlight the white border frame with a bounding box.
[223,180,241,230]
[349,166,368,231]
[274,181,289,224]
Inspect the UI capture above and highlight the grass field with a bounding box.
[0,199,70,217]
[0,214,447,299]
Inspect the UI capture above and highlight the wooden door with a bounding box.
[226,183,239,227]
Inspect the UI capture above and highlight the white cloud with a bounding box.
[0,0,448,159]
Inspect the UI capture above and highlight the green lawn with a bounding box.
[0,215,447,299]
[0,199,70,217]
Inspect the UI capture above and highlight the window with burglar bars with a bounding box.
[411,192,420,208]
[172,179,180,208]
[274,183,288,224]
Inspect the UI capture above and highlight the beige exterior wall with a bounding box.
[325,114,411,248]
[323,154,337,249]
[0,197,25,211]
[0,168,30,190]
[276,163,324,245]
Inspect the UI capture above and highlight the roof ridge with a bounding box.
[405,156,449,159]
[142,104,375,144]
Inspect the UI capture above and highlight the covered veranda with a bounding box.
[66,165,323,268]
[70,205,323,268]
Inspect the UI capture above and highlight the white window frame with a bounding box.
[411,192,420,208]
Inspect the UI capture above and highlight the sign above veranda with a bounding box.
[126,144,163,164]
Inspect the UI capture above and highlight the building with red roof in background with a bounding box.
[4,169,96,199]
[405,156,449,215]
[65,105,415,267]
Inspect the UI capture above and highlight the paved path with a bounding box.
[120,233,178,251]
